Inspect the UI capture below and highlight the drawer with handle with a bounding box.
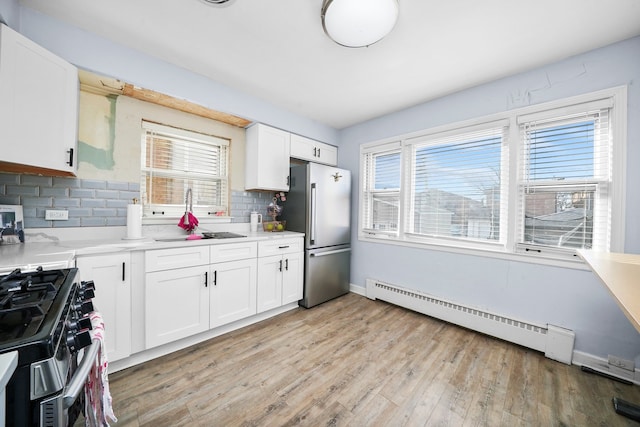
[258,238,303,257]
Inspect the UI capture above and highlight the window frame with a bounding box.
[401,120,510,251]
[140,120,231,224]
[515,103,613,255]
[361,141,402,236]
[358,86,627,268]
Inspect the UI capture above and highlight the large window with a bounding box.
[141,121,229,220]
[359,88,625,262]
[405,123,507,246]
[517,101,612,253]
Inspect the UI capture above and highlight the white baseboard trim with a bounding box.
[572,350,640,385]
[350,283,366,296]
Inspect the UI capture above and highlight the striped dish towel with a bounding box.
[85,311,117,427]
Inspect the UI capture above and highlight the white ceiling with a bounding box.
[19,0,640,129]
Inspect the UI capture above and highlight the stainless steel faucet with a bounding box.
[184,188,193,226]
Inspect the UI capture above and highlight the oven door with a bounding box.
[39,339,100,427]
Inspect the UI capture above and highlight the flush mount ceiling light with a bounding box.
[321,0,399,48]
[200,0,235,6]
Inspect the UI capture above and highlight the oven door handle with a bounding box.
[62,339,100,409]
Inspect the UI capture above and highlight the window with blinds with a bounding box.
[362,142,401,235]
[141,121,230,219]
[358,87,625,262]
[517,101,612,253]
[405,123,507,245]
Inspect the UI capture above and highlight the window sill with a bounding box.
[358,233,590,271]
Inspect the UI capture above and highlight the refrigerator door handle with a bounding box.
[310,248,351,257]
[310,183,317,245]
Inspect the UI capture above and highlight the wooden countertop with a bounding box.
[578,249,640,332]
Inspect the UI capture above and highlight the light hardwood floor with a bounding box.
[96,293,640,426]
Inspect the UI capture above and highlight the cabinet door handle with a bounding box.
[310,183,317,245]
[317,147,320,157]
[66,148,74,167]
[313,147,317,157]
[278,245,290,249]
[122,262,125,282]
[213,270,217,286]
[285,259,289,271]
[204,271,208,287]
[279,259,283,272]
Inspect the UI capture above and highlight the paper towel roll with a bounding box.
[126,204,142,239]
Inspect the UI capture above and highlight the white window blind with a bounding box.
[404,123,508,245]
[517,103,612,253]
[141,121,230,219]
[362,142,401,235]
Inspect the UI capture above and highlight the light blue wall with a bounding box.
[340,36,640,360]
[0,0,19,28]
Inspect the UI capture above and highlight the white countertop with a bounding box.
[577,249,640,332]
[0,230,304,271]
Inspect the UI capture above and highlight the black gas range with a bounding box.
[0,267,98,426]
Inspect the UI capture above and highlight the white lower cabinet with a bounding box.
[137,237,302,355]
[76,253,131,362]
[282,251,303,304]
[145,242,261,348]
[257,238,304,313]
[210,258,257,328]
[145,265,209,348]
[257,255,284,312]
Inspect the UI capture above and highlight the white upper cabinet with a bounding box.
[0,24,79,176]
[290,134,337,166]
[245,123,291,191]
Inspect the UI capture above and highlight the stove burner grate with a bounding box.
[0,305,45,342]
[0,282,55,308]
[0,268,66,344]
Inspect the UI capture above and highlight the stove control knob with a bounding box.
[68,317,92,331]
[73,301,94,315]
[66,330,92,351]
[79,288,96,299]
[75,287,95,302]
[81,280,96,291]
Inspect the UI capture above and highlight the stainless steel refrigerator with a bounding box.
[282,162,351,308]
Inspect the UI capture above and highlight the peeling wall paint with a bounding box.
[77,91,117,171]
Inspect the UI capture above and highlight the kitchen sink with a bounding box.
[202,232,246,239]
[154,237,191,242]
[154,232,246,242]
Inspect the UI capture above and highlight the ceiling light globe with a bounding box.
[322,0,399,48]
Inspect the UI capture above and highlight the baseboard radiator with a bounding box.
[366,278,575,365]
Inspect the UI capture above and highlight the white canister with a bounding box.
[250,211,263,232]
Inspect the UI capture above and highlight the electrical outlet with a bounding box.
[45,210,69,220]
[608,355,635,371]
